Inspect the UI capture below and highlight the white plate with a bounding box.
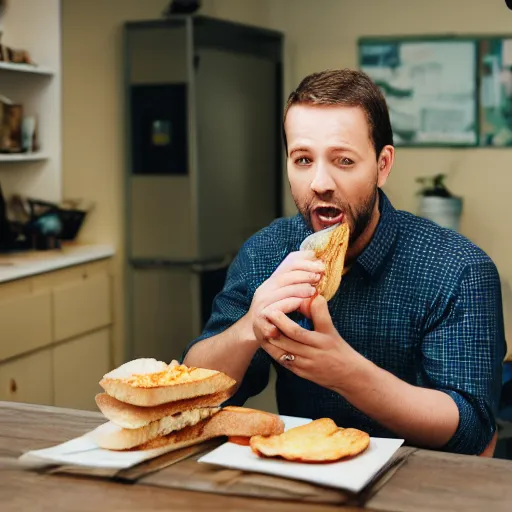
[198,415,404,493]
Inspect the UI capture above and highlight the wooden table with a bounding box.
[1,401,512,512]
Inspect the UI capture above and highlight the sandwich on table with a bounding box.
[91,358,284,451]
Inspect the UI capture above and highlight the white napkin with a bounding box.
[18,428,182,470]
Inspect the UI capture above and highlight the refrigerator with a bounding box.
[123,16,284,363]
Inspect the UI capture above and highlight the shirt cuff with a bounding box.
[440,389,496,455]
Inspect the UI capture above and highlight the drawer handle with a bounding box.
[9,378,17,393]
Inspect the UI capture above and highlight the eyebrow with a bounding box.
[329,146,362,158]
[289,147,310,156]
[290,145,362,158]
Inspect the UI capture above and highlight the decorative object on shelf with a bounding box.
[0,34,35,65]
[416,174,463,232]
[0,0,36,68]
[478,37,512,147]
[0,96,40,154]
[21,116,36,152]
[358,37,478,147]
[0,182,17,251]
[0,95,23,153]
[162,0,201,16]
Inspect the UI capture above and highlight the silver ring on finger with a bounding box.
[281,353,295,362]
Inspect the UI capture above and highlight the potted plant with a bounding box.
[416,174,463,232]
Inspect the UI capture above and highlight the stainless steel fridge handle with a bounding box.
[130,255,233,272]
[190,254,233,273]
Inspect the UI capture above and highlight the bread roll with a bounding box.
[136,406,285,451]
[95,389,231,429]
[99,360,236,407]
[300,222,350,301]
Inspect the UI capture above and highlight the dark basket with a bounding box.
[27,199,88,241]
[57,208,87,240]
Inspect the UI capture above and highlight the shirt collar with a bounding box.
[356,189,398,281]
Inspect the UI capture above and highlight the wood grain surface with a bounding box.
[2,401,512,512]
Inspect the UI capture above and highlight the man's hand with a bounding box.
[249,251,325,344]
[261,294,358,389]
[262,295,461,450]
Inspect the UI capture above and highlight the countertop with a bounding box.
[0,243,115,283]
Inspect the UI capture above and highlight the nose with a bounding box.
[310,162,336,195]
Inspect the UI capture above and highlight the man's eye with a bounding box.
[296,157,311,165]
[338,157,354,166]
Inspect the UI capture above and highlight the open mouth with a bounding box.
[313,206,344,228]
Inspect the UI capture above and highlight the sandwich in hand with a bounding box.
[90,358,284,452]
[300,222,350,301]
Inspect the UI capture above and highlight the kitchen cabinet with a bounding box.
[0,348,53,405]
[0,290,52,361]
[0,256,113,411]
[53,328,110,411]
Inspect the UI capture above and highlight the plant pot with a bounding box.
[418,196,463,232]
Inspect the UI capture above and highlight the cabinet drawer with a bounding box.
[53,329,111,411]
[0,291,52,360]
[0,349,53,405]
[53,273,111,342]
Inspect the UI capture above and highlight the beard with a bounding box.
[293,186,378,245]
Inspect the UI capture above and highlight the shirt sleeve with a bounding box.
[181,243,271,405]
[421,260,506,455]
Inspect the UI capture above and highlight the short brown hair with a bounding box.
[282,69,393,159]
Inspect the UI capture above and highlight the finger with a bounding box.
[261,340,287,361]
[267,335,314,359]
[298,293,317,319]
[268,283,317,304]
[262,297,305,316]
[276,252,325,274]
[254,315,280,341]
[275,270,322,288]
[263,309,320,347]
[310,295,335,334]
[261,340,299,369]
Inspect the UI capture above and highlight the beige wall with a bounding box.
[61,0,170,365]
[62,0,512,365]
[61,0,268,365]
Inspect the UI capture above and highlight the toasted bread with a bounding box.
[95,389,232,429]
[90,407,221,450]
[99,359,236,407]
[134,406,285,451]
[300,223,350,301]
[250,418,370,462]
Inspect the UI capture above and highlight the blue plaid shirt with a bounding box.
[185,190,505,455]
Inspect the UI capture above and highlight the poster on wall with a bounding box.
[358,38,478,147]
[478,38,512,147]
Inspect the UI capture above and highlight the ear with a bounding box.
[376,145,394,188]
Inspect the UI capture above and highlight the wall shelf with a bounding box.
[0,153,49,162]
[0,61,54,76]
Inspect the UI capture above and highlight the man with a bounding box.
[183,69,505,455]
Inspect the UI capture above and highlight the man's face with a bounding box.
[285,104,391,242]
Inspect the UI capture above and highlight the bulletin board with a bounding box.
[478,37,512,147]
[358,37,478,147]
[358,35,512,148]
